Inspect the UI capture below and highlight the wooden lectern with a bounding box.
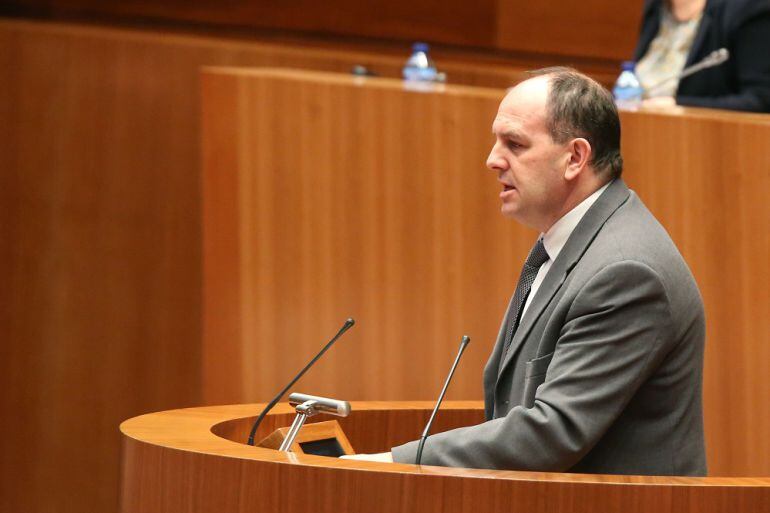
[120,402,769,512]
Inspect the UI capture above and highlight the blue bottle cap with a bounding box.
[412,42,430,53]
[621,60,636,71]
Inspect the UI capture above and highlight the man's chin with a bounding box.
[500,204,520,220]
[500,205,537,229]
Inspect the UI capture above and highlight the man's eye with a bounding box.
[506,140,521,149]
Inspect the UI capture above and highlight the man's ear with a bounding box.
[564,138,592,181]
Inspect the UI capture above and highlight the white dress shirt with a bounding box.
[520,183,610,319]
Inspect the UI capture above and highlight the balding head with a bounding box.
[529,67,623,179]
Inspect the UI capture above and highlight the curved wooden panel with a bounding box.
[119,402,770,513]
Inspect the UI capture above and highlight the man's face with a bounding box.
[486,77,571,232]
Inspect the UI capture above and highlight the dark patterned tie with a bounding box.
[500,237,550,363]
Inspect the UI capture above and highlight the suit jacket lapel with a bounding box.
[495,179,632,383]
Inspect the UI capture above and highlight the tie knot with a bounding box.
[524,238,549,269]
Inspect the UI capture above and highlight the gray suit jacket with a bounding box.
[392,179,707,476]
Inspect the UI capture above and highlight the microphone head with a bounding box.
[345,317,355,326]
[718,48,729,61]
[710,48,729,64]
[288,392,351,417]
[461,335,471,347]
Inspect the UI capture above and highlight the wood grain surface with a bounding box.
[2,0,642,63]
[201,68,523,407]
[496,0,644,61]
[201,68,770,479]
[119,402,770,513]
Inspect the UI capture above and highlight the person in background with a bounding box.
[634,0,770,112]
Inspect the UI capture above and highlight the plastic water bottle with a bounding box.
[403,42,438,83]
[612,61,644,109]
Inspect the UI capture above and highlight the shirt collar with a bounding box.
[541,182,611,262]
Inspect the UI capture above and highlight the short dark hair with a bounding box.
[528,67,623,179]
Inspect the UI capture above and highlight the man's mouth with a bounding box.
[500,184,516,199]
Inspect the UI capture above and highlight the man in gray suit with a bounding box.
[353,68,706,475]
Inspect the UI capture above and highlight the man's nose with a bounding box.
[486,142,505,171]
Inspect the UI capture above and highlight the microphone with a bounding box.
[645,48,729,95]
[415,335,471,465]
[246,317,355,446]
[288,392,351,417]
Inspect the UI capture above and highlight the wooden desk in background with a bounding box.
[201,68,769,477]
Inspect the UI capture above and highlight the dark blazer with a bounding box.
[392,180,707,476]
[634,0,770,112]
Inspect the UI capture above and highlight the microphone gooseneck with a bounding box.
[415,335,471,465]
[645,48,730,95]
[246,317,355,446]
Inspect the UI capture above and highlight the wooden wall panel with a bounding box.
[0,20,207,513]
[496,0,644,61]
[201,69,525,407]
[10,0,498,48]
[201,69,770,478]
[2,0,641,67]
